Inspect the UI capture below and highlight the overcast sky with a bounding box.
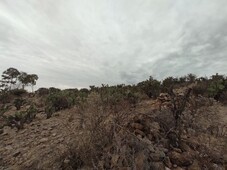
[0,0,227,89]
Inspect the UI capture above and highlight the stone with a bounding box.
[40,138,48,143]
[169,151,193,167]
[150,150,165,162]
[150,122,160,130]
[131,123,144,130]
[179,142,191,152]
[173,148,182,153]
[134,129,145,137]
[52,133,57,137]
[162,148,169,154]
[173,164,177,168]
[63,158,70,164]
[13,151,21,157]
[5,145,13,150]
[142,137,152,145]
[58,137,64,142]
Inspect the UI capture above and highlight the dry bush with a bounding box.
[62,92,139,169]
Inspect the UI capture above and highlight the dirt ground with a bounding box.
[0,98,227,170]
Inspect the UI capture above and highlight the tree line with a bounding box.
[0,67,38,92]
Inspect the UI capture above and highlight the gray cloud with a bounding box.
[0,0,227,89]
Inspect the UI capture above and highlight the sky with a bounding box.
[0,0,227,89]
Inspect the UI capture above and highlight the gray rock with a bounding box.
[40,138,48,143]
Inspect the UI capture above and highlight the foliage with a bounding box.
[0,67,39,92]
[0,90,11,104]
[137,76,161,98]
[45,91,77,118]
[49,87,61,94]
[0,67,20,90]
[14,98,26,110]
[36,88,49,96]
[207,74,226,100]
[18,72,38,91]
[10,89,27,96]
[5,105,37,129]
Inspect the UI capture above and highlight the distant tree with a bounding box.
[1,67,20,90]
[186,73,197,83]
[28,74,39,92]
[18,72,39,92]
[178,76,187,84]
[18,72,29,89]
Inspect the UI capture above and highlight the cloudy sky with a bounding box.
[0,0,227,89]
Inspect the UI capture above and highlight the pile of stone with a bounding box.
[157,93,173,110]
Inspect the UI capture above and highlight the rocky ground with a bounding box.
[0,94,227,170]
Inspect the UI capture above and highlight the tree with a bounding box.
[29,74,39,92]
[18,72,39,92]
[1,67,20,90]
[186,73,196,83]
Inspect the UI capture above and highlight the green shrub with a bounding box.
[45,91,77,118]
[137,76,161,98]
[0,90,11,104]
[49,87,61,94]
[10,89,27,96]
[6,105,37,129]
[208,80,225,100]
[36,88,49,96]
[13,98,25,110]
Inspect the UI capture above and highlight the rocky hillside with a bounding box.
[0,88,226,170]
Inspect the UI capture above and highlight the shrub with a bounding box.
[45,91,77,118]
[10,89,27,96]
[13,98,25,110]
[192,83,208,96]
[137,76,161,98]
[208,80,225,100]
[36,88,49,96]
[6,105,37,129]
[0,90,11,104]
[49,87,61,94]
